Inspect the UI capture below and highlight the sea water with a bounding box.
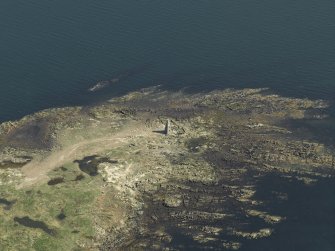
[0,0,334,122]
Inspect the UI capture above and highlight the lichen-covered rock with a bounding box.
[163,195,182,208]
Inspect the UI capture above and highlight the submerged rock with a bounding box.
[233,228,273,239]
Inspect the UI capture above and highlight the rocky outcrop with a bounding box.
[0,87,334,250]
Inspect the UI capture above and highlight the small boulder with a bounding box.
[163,195,183,208]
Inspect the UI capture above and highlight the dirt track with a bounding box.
[19,122,153,188]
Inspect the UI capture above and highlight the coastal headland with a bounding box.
[0,87,334,250]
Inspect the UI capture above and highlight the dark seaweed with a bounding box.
[139,175,335,251]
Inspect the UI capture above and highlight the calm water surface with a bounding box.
[0,1,334,249]
[0,0,334,122]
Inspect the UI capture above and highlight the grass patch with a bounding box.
[0,161,102,250]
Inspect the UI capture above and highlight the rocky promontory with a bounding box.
[0,87,334,250]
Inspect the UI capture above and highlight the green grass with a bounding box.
[0,161,102,251]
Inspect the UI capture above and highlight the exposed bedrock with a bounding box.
[0,87,334,250]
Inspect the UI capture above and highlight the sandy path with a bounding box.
[18,122,152,188]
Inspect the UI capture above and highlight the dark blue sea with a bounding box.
[0,0,334,123]
[0,1,334,250]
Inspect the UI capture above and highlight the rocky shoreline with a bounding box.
[0,87,334,250]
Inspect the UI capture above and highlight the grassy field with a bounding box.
[0,162,101,251]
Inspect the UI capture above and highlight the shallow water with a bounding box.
[142,175,335,251]
[0,0,334,122]
[238,175,335,251]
